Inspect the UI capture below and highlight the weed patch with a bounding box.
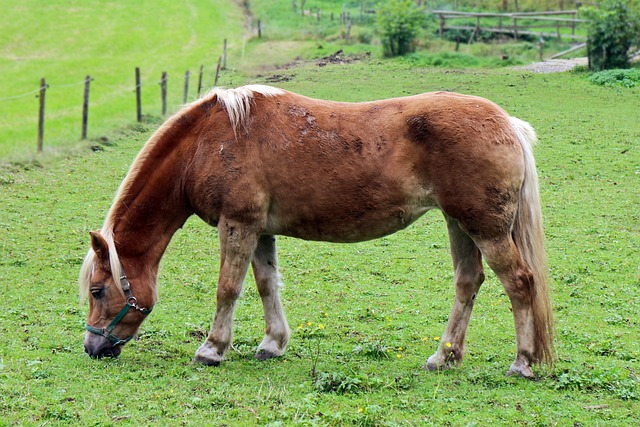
[553,367,639,400]
[588,68,640,88]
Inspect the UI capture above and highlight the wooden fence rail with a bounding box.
[433,10,589,42]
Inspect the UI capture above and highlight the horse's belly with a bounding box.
[266,202,433,243]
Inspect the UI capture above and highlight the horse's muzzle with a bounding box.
[84,333,123,358]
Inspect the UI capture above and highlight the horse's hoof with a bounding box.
[193,342,224,366]
[193,355,221,366]
[255,348,279,361]
[507,359,535,379]
[423,354,444,371]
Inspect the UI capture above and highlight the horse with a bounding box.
[79,84,554,378]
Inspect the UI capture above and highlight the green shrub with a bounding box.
[588,68,640,88]
[377,0,426,57]
[583,0,640,70]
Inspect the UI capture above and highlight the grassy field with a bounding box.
[1,59,639,425]
[1,0,594,163]
[0,0,244,161]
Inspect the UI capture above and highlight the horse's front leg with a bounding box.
[252,235,290,360]
[193,220,258,366]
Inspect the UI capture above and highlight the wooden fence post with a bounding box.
[161,71,167,115]
[197,65,203,98]
[82,75,91,140]
[223,38,228,70]
[135,67,142,122]
[214,56,222,87]
[37,77,46,153]
[258,20,262,38]
[184,70,190,104]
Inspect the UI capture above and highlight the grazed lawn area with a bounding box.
[1,61,638,425]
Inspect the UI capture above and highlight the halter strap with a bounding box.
[85,273,153,346]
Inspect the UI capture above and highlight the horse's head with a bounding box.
[81,231,154,358]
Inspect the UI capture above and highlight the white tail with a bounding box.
[510,116,554,365]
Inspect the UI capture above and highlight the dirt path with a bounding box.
[514,57,588,73]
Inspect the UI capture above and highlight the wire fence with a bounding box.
[1,42,229,155]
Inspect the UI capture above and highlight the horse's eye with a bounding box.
[90,287,105,299]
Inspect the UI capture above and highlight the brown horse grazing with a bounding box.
[79,85,554,377]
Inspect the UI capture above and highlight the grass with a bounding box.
[1,0,593,163]
[1,61,639,425]
[1,1,639,425]
[0,0,245,161]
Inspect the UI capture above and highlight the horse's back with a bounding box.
[190,89,526,242]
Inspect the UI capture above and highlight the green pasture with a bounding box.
[1,0,639,425]
[0,0,244,161]
[1,0,594,163]
[1,60,639,425]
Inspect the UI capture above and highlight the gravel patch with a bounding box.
[514,57,588,73]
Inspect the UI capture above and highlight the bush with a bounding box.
[584,0,640,70]
[588,68,640,88]
[377,0,426,57]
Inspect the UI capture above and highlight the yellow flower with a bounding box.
[307,321,313,326]
[398,347,403,351]
[397,354,402,358]
[358,407,364,413]
[317,324,325,330]
[445,342,452,348]
[422,337,429,341]
[434,336,440,341]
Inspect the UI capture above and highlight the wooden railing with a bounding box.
[433,10,589,42]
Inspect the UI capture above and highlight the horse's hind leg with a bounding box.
[425,215,485,371]
[252,235,290,361]
[475,236,537,378]
[194,219,258,366]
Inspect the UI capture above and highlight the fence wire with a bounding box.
[0,76,162,103]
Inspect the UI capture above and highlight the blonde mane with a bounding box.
[78,84,284,301]
[204,84,285,133]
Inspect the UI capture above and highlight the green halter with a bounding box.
[84,274,153,346]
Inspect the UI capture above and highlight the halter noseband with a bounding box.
[85,273,153,346]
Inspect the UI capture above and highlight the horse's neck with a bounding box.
[110,135,195,274]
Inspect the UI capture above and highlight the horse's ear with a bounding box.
[90,231,110,265]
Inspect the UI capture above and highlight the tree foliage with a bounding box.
[377,0,426,57]
[584,0,640,70]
